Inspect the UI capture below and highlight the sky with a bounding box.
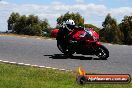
[0,0,132,32]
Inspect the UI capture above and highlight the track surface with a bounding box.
[0,35,132,75]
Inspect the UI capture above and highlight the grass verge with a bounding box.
[0,63,131,88]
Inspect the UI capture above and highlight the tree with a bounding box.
[27,15,39,26]
[119,16,132,45]
[40,19,50,31]
[100,14,123,43]
[7,12,50,36]
[57,12,84,27]
[13,15,27,34]
[40,19,51,36]
[84,24,100,33]
[7,12,20,32]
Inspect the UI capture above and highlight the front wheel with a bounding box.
[57,41,75,56]
[95,45,109,59]
[57,41,66,53]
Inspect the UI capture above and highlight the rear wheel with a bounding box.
[95,45,109,59]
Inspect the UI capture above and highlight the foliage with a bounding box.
[7,12,50,36]
[119,16,132,45]
[7,12,132,44]
[40,19,52,37]
[100,14,124,43]
[57,12,84,27]
[7,12,20,31]
[84,24,100,33]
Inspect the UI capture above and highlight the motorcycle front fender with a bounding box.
[85,40,101,46]
[95,42,101,46]
[91,41,102,49]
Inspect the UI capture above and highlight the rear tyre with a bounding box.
[95,45,109,59]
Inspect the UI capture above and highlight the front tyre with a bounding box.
[57,41,75,56]
[57,41,66,53]
[95,45,109,59]
[56,29,75,56]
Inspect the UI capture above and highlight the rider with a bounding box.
[62,19,76,43]
[57,19,76,52]
[64,19,75,32]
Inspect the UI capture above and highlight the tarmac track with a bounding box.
[0,35,132,75]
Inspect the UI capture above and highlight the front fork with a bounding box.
[95,42,101,46]
[92,42,104,58]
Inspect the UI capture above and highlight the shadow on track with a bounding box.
[44,54,107,60]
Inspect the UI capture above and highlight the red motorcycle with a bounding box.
[51,27,109,59]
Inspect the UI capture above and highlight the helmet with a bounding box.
[65,19,75,30]
[66,19,75,25]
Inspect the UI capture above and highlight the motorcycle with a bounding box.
[51,27,109,59]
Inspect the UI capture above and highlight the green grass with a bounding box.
[0,63,131,88]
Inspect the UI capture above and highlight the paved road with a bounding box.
[0,35,132,75]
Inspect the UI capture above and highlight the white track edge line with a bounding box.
[0,60,73,72]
